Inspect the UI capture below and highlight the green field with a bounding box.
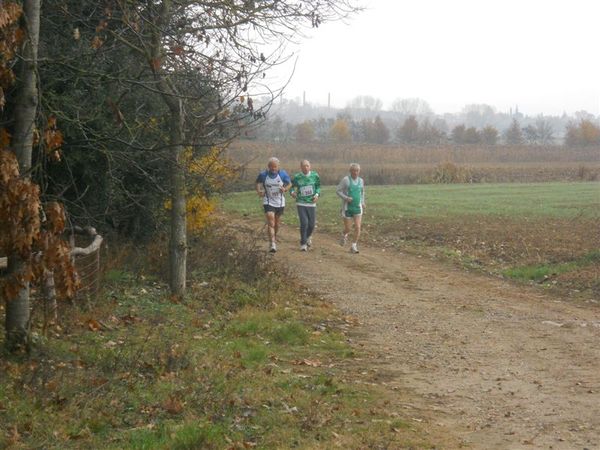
[222,181,600,294]
[222,181,600,228]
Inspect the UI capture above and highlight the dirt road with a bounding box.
[241,219,600,449]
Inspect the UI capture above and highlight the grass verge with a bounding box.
[503,251,600,282]
[0,228,436,449]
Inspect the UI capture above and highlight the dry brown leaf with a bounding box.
[292,359,322,367]
[163,396,184,415]
[87,319,102,331]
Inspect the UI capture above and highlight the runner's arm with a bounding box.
[255,172,265,197]
[336,177,352,202]
[361,180,366,206]
[289,175,297,197]
[312,173,321,202]
[280,170,292,193]
[315,173,321,196]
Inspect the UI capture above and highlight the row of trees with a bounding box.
[295,116,389,144]
[565,120,600,147]
[450,119,554,146]
[1,0,358,351]
[272,114,598,146]
[264,96,599,142]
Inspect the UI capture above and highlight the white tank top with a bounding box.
[263,173,285,207]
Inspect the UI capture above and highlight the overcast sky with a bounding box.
[268,0,599,116]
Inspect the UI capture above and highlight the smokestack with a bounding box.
[328,92,331,109]
[303,91,306,107]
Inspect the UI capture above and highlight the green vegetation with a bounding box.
[223,181,600,295]
[504,251,600,282]
[504,263,576,282]
[0,232,431,449]
[362,182,599,219]
[223,181,600,226]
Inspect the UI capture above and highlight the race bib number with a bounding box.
[300,185,314,196]
[268,185,281,196]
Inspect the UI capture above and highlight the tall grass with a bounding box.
[227,140,600,187]
[229,140,600,164]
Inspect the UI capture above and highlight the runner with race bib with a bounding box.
[290,160,321,251]
[255,157,291,253]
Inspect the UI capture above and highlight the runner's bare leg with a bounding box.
[274,213,283,242]
[353,215,362,244]
[343,217,352,238]
[266,212,276,244]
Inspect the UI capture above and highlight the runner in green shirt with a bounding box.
[336,163,365,254]
[290,160,321,251]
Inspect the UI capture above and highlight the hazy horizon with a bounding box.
[266,0,600,117]
[277,93,596,118]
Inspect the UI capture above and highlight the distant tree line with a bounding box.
[258,113,600,147]
[255,96,600,146]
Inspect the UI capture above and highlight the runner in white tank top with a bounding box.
[255,157,291,252]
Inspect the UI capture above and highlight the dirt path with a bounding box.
[240,220,600,449]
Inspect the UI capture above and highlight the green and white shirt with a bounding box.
[336,175,365,215]
[291,171,321,207]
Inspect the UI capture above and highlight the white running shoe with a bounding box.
[340,233,348,246]
[300,244,308,252]
[350,243,359,254]
[306,237,312,247]
[269,242,277,253]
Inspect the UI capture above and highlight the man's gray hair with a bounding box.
[268,157,280,166]
[349,162,360,171]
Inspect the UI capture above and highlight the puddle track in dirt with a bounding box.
[236,219,600,449]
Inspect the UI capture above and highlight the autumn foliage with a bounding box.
[164,147,237,233]
[566,120,600,147]
[0,151,78,301]
[42,116,64,161]
[0,1,23,110]
[0,1,77,304]
[329,119,351,143]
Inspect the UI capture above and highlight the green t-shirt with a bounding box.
[291,171,321,205]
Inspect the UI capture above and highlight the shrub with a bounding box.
[431,162,474,184]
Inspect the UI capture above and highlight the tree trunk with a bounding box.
[5,0,41,351]
[148,1,187,297]
[5,257,31,351]
[168,107,187,297]
[12,0,40,173]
